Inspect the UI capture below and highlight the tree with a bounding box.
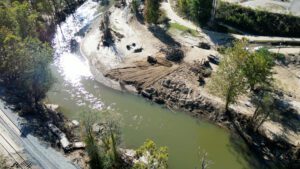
[131,0,139,15]
[10,1,41,39]
[251,92,275,132]
[144,0,162,24]
[133,140,168,169]
[242,48,274,90]
[99,113,122,169]
[208,40,248,113]
[177,0,213,25]
[178,0,190,16]
[81,113,104,169]
[81,110,124,169]
[0,1,54,113]
[189,0,213,25]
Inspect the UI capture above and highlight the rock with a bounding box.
[163,47,184,62]
[198,42,211,50]
[207,55,220,65]
[203,60,211,68]
[112,30,124,40]
[202,68,212,77]
[45,104,59,111]
[141,90,152,99]
[120,148,136,164]
[162,79,171,88]
[245,101,252,107]
[145,87,156,95]
[92,123,103,133]
[134,47,143,53]
[72,120,80,127]
[198,76,205,86]
[147,56,157,65]
[181,88,189,94]
[153,97,165,104]
[72,142,86,149]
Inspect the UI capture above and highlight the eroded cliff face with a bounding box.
[143,62,300,168]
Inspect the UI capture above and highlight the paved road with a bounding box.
[0,101,78,169]
[290,0,300,16]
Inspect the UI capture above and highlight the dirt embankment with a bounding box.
[106,53,300,168]
[82,1,300,168]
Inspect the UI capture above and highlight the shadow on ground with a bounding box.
[148,26,181,47]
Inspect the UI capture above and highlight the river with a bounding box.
[46,1,265,169]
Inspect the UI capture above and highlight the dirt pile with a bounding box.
[105,52,179,89]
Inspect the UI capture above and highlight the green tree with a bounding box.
[178,0,213,25]
[131,0,139,14]
[100,115,122,169]
[144,0,162,24]
[133,140,168,169]
[21,38,54,107]
[178,0,190,16]
[190,0,213,25]
[10,1,42,39]
[81,110,124,169]
[242,48,274,90]
[208,40,249,113]
[251,92,275,132]
[81,113,104,169]
[0,1,53,113]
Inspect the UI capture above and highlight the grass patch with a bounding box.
[168,22,198,36]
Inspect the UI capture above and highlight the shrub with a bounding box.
[215,2,300,37]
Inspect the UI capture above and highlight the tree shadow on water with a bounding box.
[228,133,270,169]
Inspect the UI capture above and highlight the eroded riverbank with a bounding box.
[46,0,269,169]
[76,0,300,168]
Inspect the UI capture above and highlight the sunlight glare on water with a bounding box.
[56,52,92,86]
[51,0,103,110]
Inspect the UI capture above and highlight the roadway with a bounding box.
[0,101,79,169]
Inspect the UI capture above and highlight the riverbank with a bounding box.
[79,1,300,168]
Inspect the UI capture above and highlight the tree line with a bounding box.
[0,0,56,114]
[0,0,91,115]
[177,0,213,25]
[131,0,213,25]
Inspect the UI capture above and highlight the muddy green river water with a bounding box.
[47,1,266,168]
